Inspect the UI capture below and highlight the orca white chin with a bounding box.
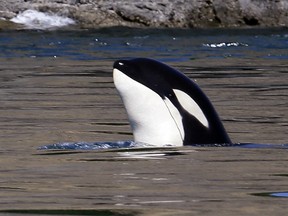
[113,58,232,146]
[113,68,183,147]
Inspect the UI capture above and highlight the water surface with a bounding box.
[0,28,287,215]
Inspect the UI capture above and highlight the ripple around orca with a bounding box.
[38,141,288,150]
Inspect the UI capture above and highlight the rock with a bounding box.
[1,0,288,29]
[0,19,23,30]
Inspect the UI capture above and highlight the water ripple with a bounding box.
[38,141,288,150]
[203,42,248,48]
[0,27,287,60]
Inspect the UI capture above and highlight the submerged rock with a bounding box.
[1,0,288,29]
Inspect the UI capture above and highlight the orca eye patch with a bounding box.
[173,89,209,128]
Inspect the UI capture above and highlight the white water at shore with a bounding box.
[10,9,75,29]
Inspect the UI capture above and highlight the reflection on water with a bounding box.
[0,28,287,215]
[252,191,288,198]
[270,192,288,198]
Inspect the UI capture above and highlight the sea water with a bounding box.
[0,26,287,215]
[1,26,287,60]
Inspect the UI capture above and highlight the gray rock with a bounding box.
[1,0,288,29]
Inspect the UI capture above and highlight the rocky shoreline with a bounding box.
[1,0,288,29]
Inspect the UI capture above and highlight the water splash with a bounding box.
[38,141,171,150]
[10,9,75,30]
[38,141,135,150]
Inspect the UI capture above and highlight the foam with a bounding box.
[203,42,248,48]
[10,9,75,30]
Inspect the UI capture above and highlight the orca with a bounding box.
[113,58,232,147]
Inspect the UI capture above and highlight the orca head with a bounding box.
[113,58,231,146]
